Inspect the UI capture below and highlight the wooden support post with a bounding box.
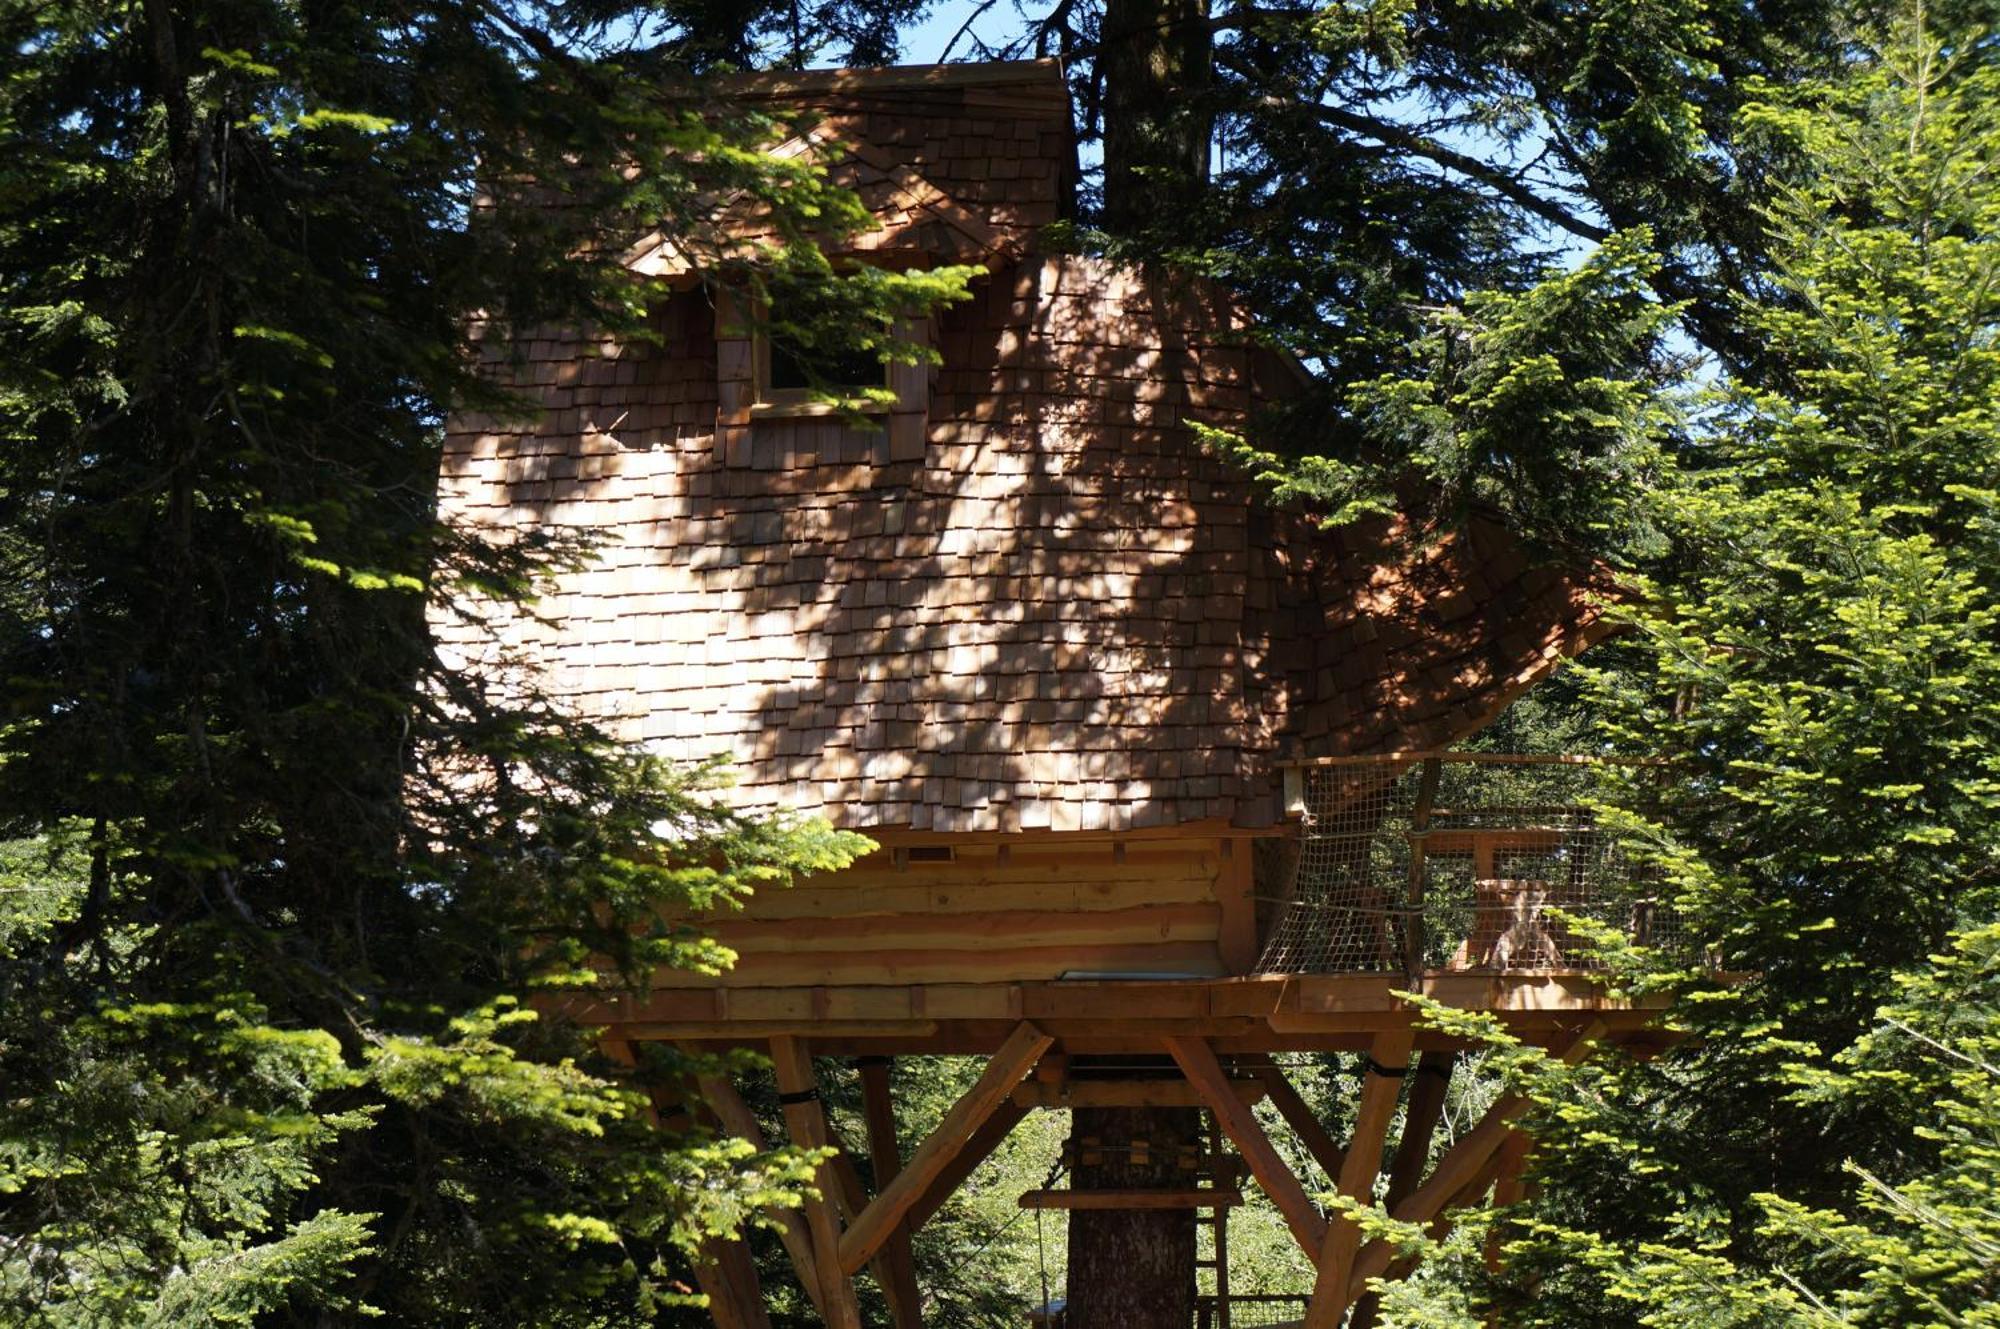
[1216,835,1259,973]
[858,1058,925,1329]
[683,1056,830,1324]
[1349,1050,1454,1329]
[1482,1130,1537,1275]
[695,1238,773,1329]
[1343,1020,1606,1305]
[1403,758,1443,980]
[1164,1036,1328,1259]
[838,1021,1052,1275]
[1242,1057,1347,1186]
[906,1099,1030,1231]
[824,1143,928,1328]
[769,1036,864,1329]
[601,1040,771,1329]
[1304,1030,1414,1329]
[1382,1052,1456,1212]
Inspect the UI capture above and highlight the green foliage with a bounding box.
[0,2,961,1323]
[1368,10,2000,1326]
[1201,228,1677,549]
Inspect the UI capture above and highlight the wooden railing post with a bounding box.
[1403,757,1443,981]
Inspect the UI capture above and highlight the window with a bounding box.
[755,325,890,411]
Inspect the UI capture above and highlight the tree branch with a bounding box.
[1247,89,1612,244]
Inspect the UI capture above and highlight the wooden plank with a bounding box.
[1243,1060,1346,1187]
[1164,1035,1328,1260]
[1010,1077,1265,1110]
[652,942,1226,988]
[788,849,1216,891]
[707,903,1221,952]
[907,1099,1030,1230]
[859,820,1246,847]
[1018,1189,1244,1210]
[858,1059,925,1329]
[1305,1031,1414,1329]
[838,1022,1053,1274]
[767,1037,863,1329]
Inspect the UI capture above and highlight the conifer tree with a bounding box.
[0,4,966,1323]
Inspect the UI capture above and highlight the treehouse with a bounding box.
[438,60,1674,1329]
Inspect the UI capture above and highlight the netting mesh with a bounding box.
[1195,1294,1307,1328]
[1255,755,1680,975]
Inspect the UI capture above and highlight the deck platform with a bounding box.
[574,970,1669,1055]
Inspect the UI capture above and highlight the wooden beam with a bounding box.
[837,1021,1052,1275]
[858,1059,925,1329]
[1383,1051,1456,1212]
[1164,1035,1328,1259]
[1305,1030,1414,1329]
[693,1236,772,1329]
[1349,1050,1455,1329]
[1483,1129,1537,1275]
[1010,1077,1267,1110]
[1244,1059,1347,1186]
[685,1063,830,1325]
[599,1041,775,1329]
[907,1098,1030,1230]
[1018,1189,1244,1210]
[1343,1020,1607,1304]
[768,1037,864,1329]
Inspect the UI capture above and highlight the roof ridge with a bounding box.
[717,59,1065,98]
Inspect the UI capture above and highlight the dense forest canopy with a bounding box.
[2,0,1997,1325]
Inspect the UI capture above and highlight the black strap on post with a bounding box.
[776,1087,820,1108]
[1363,1058,1410,1079]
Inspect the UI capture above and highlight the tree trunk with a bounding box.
[1099,0,1212,232]
[1064,1104,1202,1329]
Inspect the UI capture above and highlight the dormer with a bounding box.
[610,62,1077,467]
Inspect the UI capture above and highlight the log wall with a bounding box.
[656,832,1260,989]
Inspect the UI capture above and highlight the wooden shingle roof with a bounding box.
[436,62,1605,834]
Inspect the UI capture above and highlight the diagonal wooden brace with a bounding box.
[1343,1019,1607,1305]
[1165,1035,1329,1259]
[837,1021,1052,1275]
[1304,1030,1414,1328]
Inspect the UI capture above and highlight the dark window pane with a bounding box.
[768,337,882,392]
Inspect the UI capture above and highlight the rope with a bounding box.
[930,1152,1069,1301]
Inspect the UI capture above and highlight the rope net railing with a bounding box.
[1255,754,1681,976]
